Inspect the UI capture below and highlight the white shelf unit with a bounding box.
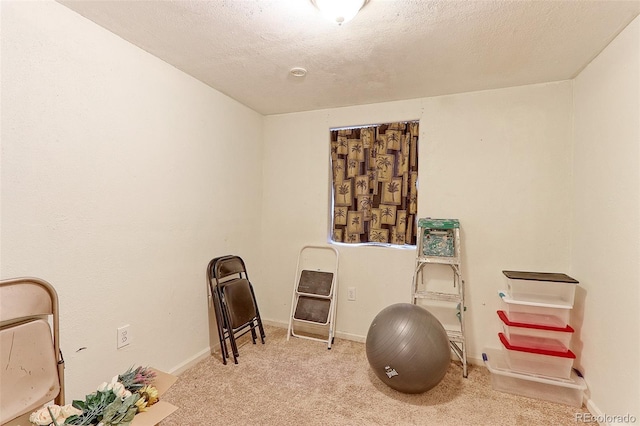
[412,218,467,378]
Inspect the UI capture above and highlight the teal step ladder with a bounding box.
[412,218,467,377]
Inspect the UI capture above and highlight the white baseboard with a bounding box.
[466,355,485,367]
[261,318,289,329]
[262,318,368,343]
[335,330,366,343]
[169,347,212,376]
[584,398,607,426]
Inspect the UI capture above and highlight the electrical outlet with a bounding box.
[117,325,132,349]
[347,287,356,301]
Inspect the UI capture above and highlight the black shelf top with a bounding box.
[502,270,578,284]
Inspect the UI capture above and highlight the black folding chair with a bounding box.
[207,255,265,364]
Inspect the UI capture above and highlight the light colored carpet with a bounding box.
[161,326,591,425]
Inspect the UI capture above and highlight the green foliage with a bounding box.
[65,391,140,426]
[100,394,140,426]
[66,391,116,425]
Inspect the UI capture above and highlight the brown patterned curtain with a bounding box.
[330,121,419,245]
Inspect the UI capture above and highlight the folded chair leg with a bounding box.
[250,285,266,343]
[250,325,257,344]
[253,319,265,343]
[220,337,228,365]
[213,290,229,365]
[222,309,240,363]
[230,341,239,364]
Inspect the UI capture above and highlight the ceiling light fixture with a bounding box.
[311,0,368,25]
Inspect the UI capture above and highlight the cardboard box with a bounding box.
[3,368,178,426]
[131,368,178,426]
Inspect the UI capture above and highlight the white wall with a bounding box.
[261,81,574,360]
[1,0,263,399]
[572,15,639,420]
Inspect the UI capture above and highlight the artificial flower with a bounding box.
[29,404,61,425]
[112,381,132,399]
[138,385,159,407]
[97,375,119,392]
[30,366,156,426]
[134,396,148,412]
[29,404,81,426]
[119,366,156,391]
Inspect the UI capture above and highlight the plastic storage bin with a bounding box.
[498,310,574,351]
[499,292,571,328]
[483,348,586,407]
[499,333,575,378]
[503,271,578,306]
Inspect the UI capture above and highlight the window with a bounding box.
[330,121,419,246]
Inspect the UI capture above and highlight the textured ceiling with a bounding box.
[58,0,640,115]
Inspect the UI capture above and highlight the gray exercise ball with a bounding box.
[366,303,450,394]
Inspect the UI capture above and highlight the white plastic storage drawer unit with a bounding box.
[499,333,575,379]
[499,292,571,328]
[502,271,578,306]
[483,348,586,407]
[497,310,574,352]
